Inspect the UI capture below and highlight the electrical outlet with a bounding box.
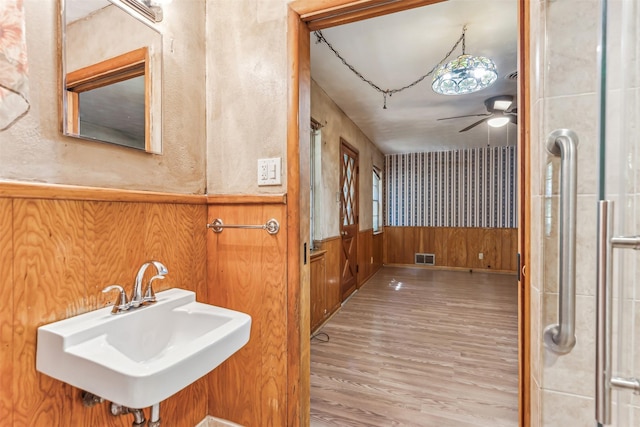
[257,158,282,186]
[258,161,269,181]
[478,252,484,260]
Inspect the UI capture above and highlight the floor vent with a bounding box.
[415,253,435,266]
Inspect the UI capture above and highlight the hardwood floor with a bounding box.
[310,266,519,427]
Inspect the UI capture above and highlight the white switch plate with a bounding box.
[478,253,484,260]
[257,158,281,186]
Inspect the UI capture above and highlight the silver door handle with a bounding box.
[596,200,640,425]
[543,129,579,355]
[596,200,613,424]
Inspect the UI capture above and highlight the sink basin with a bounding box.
[36,288,251,408]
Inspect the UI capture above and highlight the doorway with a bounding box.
[286,0,530,426]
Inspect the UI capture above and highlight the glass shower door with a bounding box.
[595,0,640,425]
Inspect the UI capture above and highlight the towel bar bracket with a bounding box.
[207,218,280,235]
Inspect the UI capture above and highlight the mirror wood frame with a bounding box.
[285,1,531,426]
[59,0,162,154]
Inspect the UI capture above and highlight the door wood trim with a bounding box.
[286,7,310,426]
[287,1,530,426]
[291,0,446,30]
[518,1,531,425]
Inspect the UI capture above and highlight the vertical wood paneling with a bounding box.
[2,193,208,427]
[356,229,383,287]
[144,203,208,426]
[0,199,13,425]
[433,227,452,266]
[144,204,208,299]
[372,231,383,270]
[384,226,518,273]
[84,202,146,309]
[317,237,341,315]
[357,230,369,287]
[383,227,401,264]
[207,203,288,427]
[447,228,468,267]
[310,252,327,332]
[82,201,146,427]
[13,200,86,426]
[311,230,382,333]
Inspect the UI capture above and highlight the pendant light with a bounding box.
[432,26,498,96]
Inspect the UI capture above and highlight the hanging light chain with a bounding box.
[461,25,466,55]
[314,26,467,109]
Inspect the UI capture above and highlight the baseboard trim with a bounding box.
[383,263,517,275]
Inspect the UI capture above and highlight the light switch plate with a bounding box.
[257,158,281,186]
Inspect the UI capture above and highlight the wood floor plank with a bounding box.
[310,266,518,427]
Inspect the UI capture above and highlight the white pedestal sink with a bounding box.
[36,288,251,409]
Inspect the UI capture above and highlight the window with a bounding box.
[373,168,382,232]
[310,122,323,247]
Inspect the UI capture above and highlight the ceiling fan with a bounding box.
[437,95,517,132]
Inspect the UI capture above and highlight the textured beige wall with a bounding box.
[206,0,288,194]
[66,5,160,72]
[66,4,164,153]
[0,0,206,193]
[311,79,384,237]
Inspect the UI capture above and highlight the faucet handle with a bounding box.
[143,274,165,303]
[102,285,130,314]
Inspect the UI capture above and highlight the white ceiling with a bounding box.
[310,0,518,154]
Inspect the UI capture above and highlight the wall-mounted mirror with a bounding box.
[61,0,163,153]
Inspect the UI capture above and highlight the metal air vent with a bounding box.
[505,70,518,81]
[415,253,435,266]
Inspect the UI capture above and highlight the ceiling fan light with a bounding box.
[493,99,512,111]
[487,116,510,127]
[432,54,498,96]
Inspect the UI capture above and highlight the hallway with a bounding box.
[310,266,519,427]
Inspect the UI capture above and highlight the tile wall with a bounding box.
[531,0,640,425]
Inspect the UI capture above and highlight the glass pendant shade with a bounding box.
[432,54,498,95]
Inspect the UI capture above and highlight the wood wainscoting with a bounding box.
[311,237,341,332]
[384,226,518,273]
[0,183,297,427]
[357,228,383,287]
[310,250,327,333]
[0,182,208,426]
[310,230,384,333]
[206,196,289,427]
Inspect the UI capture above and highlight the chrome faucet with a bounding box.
[102,261,168,314]
[130,260,168,308]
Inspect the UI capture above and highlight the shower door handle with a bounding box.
[596,200,640,425]
[543,129,579,355]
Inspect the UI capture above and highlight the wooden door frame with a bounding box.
[286,1,531,426]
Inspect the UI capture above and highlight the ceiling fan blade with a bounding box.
[437,113,491,121]
[459,117,489,132]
